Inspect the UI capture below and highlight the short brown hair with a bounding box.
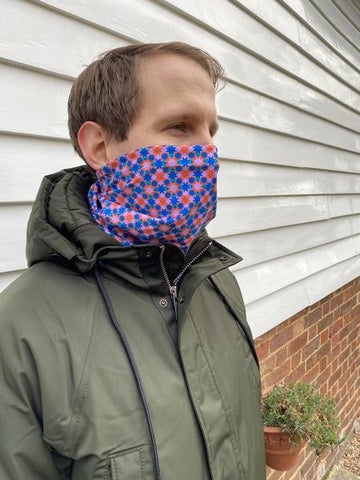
[68,42,224,159]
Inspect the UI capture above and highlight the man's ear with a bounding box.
[77,121,110,170]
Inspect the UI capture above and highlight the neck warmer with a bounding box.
[88,143,219,255]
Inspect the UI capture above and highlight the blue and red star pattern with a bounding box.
[88,143,219,254]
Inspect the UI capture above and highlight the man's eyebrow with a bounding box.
[160,112,219,133]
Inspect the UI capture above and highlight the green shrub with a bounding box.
[262,382,342,453]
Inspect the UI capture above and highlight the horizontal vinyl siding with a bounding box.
[1,0,360,337]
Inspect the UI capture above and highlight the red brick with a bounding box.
[333,306,340,320]
[256,328,272,344]
[288,332,308,356]
[275,346,287,367]
[329,367,342,386]
[339,347,350,365]
[339,370,350,390]
[319,356,327,371]
[343,285,353,301]
[291,350,301,370]
[344,283,358,302]
[287,363,306,383]
[320,382,328,395]
[348,326,358,345]
[331,358,338,374]
[330,318,343,336]
[318,365,331,387]
[303,336,320,359]
[349,349,358,366]
[300,450,316,476]
[340,297,356,316]
[306,353,317,371]
[350,304,360,321]
[347,348,355,363]
[255,339,269,362]
[260,354,276,376]
[331,343,341,362]
[309,324,317,339]
[305,305,322,328]
[265,359,291,386]
[320,330,329,345]
[316,342,331,362]
[330,292,344,311]
[339,322,352,340]
[303,364,320,384]
[292,317,305,337]
[331,383,338,397]
[270,325,293,352]
[318,312,333,334]
[322,300,330,315]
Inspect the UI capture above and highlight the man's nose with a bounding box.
[192,129,214,146]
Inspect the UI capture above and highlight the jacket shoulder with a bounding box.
[210,267,245,307]
[209,267,253,343]
[0,261,96,327]
[0,261,99,376]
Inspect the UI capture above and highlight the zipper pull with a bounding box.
[169,285,177,302]
[169,285,178,321]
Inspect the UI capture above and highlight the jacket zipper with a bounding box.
[159,240,213,321]
[157,245,249,479]
[159,241,217,480]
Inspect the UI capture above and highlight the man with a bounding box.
[0,42,265,479]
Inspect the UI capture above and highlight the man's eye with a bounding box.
[168,124,186,132]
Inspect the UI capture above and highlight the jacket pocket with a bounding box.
[110,447,144,480]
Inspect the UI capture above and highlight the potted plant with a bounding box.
[262,382,342,471]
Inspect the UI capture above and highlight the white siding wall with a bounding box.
[1,0,360,337]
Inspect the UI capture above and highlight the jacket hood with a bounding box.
[26,166,241,277]
[27,166,119,273]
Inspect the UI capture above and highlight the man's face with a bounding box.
[106,52,219,160]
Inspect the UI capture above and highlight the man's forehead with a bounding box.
[134,52,217,131]
[137,52,214,90]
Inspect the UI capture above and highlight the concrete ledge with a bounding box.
[326,465,360,480]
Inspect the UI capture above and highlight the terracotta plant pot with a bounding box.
[264,426,306,471]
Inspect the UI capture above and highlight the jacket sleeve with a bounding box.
[0,314,62,479]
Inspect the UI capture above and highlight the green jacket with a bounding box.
[0,167,265,480]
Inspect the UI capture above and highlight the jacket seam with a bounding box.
[180,342,217,479]
[139,447,146,480]
[207,276,262,395]
[188,307,246,479]
[62,291,102,457]
[209,272,258,366]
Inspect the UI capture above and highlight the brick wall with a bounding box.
[255,276,360,480]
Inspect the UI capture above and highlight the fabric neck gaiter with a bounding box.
[88,144,219,255]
